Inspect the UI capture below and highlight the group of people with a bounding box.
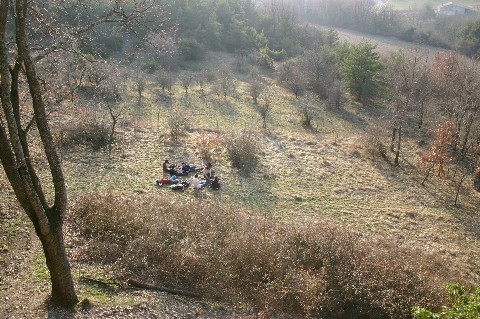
[159,160,220,190]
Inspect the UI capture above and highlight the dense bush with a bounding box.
[223,129,260,174]
[79,35,124,59]
[179,38,206,61]
[140,60,159,73]
[71,193,457,318]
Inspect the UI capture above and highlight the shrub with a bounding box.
[223,129,260,174]
[363,128,387,159]
[141,60,159,74]
[71,193,457,318]
[413,284,480,319]
[167,109,188,142]
[179,38,206,61]
[257,47,275,70]
[296,95,315,127]
[197,130,221,162]
[55,108,110,151]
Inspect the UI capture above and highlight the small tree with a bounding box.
[135,72,146,99]
[156,67,174,94]
[279,60,305,99]
[168,109,188,142]
[258,86,274,129]
[296,94,315,127]
[180,71,195,95]
[340,40,385,106]
[217,64,235,99]
[249,79,264,104]
[420,120,457,185]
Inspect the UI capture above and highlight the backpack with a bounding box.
[170,184,184,191]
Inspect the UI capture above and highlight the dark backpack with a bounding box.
[170,184,184,191]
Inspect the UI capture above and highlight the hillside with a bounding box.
[1,41,480,317]
[390,0,479,10]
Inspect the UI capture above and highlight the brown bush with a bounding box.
[55,107,110,151]
[223,129,260,174]
[197,130,221,162]
[70,193,456,318]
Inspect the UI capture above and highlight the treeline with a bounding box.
[164,0,302,55]
[281,0,480,57]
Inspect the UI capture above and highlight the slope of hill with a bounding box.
[1,44,480,317]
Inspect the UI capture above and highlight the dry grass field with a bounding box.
[1,41,480,317]
[390,0,479,10]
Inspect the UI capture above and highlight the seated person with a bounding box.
[163,160,178,176]
[180,162,191,176]
[162,160,170,172]
[211,176,220,190]
[192,174,206,189]
[203,162,213,180]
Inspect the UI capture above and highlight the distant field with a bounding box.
[390,0,480,10]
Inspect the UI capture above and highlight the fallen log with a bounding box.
[80,276,124,288]
[127,278,201,298]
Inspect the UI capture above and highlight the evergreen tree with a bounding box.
[340,40,385,106]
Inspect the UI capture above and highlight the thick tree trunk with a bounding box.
[37,220,78,306]
[0,0,79,307]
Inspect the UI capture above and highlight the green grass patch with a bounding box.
[33,254,50,284]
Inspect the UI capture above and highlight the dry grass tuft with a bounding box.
[70,192,458,318]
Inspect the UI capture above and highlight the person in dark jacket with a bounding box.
[211,176,220,190]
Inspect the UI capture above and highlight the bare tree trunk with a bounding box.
[454,171,468,206]
[390,127,397,152]
[418,100,424,128]
[422,164,435,185]
[394,126,402,166]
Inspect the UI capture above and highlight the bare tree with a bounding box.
[135,72,146,99]
[0,0,174,307]
[300,44,340,99]
[217,64,236,99]
[0,0,78,306]
[387,50,429,165]
[431,53,480,157]
[180,71,195,95]
[279,60,306,98]
[296,94,316,127]
[156,67,174,94]
[91,65,125,153]
[258,86,274,128]
[249,69,265,104]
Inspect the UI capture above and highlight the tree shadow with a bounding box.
[327,106,368,129]
[211,99,238,118]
